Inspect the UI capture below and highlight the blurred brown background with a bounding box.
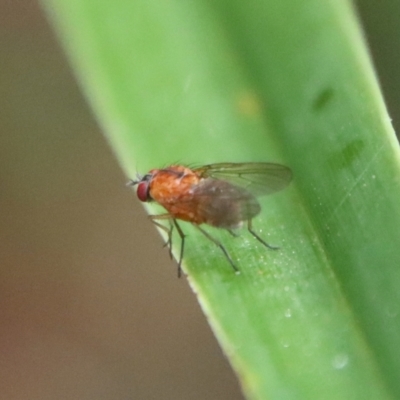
[0,1,398,399]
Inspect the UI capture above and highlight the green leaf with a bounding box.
[42,0,400,398]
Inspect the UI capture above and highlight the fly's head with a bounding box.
[127,172,154,202]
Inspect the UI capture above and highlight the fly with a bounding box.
[128,162,292,276]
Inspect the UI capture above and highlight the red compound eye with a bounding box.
[137,181,150,202]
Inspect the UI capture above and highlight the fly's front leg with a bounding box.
[164,220,174,259]
[149,215,174,259]
[247,219,279,250]
[148,214,175,263]
[149,214,186,277]
[172,220,186,278]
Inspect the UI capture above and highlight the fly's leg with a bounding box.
[149,215,174,259]
[149,215,186,277]
[172,220,186,278]
[194,225,239,273]
[165,220,174,259]
[227,229,239,238]
[247,219,279,250]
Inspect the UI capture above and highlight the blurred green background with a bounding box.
[0,1,399,399]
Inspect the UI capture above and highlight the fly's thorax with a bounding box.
[148,166,201,206]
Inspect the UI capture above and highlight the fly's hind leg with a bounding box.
[149,214,186,278]
[194,225,239,273]
[247,219,279,250]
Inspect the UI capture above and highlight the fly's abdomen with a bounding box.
[194,179,261,229]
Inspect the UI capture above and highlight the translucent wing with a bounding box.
[192,178,261,228]
[194,162,292,197]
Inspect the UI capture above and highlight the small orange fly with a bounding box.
[128,162,292,276]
